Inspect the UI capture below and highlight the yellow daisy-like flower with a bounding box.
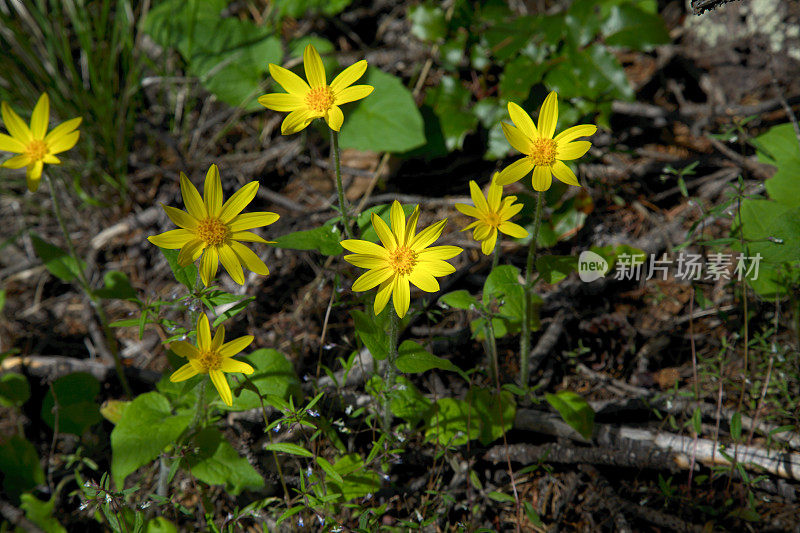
[147,164,278,287]
[0,93,81,192]
[455,176,529,255]
[341,201,462,318]
[169,314,254,407]
[495,91,597,192]
[258,44,374,135]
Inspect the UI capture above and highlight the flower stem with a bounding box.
[46,174,133,398]
[491,239,501,270]
[382,306,400,441]
[330,130,353,239]
[520,191,544,388]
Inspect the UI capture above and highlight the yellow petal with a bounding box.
[197,314,212,350]
[219,181,259,223]
[200,246,219,286]
[552,160,580,187]
[501,122,531,155]
[30,93,49,139]
[557,140,591,161]
[218,244,244,285]
[257,92,304,112]
[303,44,327,88]
[405,206,420,243]
[344,254,387,269]
[416,259,456,276]
[2,154,30,169]
[219,335,254,358]
[47,131,80,154]
[371,212,397,250]
[42,154,60,164]
[211,326,225,351]
[537,91,558,139]
[500,202,523,219]
[204,164,223,217]
[499,221,529,238]
[230,241,269,276]
[468,181,489,213]
[325,105,344,132]
[352,266,393,292]
[209,370,232,406]
[455,203,482,219]
[373,278,394,315]
[409,269,439,292]
[487,181,502,212]
[148,229,195,249]
[392,276,411,318]
[219,358,254,374]
[1,101,32,143]
[410,219,446,251]
[416,245,462,261]
[507,101,537,140]
[340,239,389,257]
[170,363,199,382]
[177,238,205,264]
[474,223,491,241]
[554,123,597,144]
[389,201,406,243]
[531,165,552,191]
[229,212,279,231]
[268,63,310,95]
[26,161,44,191]
[162,205,197,230]
[180,173,206,219]
[170,340,199,359]
[494,157,534,186]
[281,108,313,135]
[230,231,269,244]
[481,228,498,255]
[44,117,82,144]
[334,84,373,105]
[0,133,26,153]
[330,60,368,92]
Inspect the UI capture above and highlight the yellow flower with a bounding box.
[258,44,374,135]
[495,91,596,192]
[455,176,529,255]
[147,164,278,287]
[341,201,462,318]
[169,314,254,407]
[0,93,81,192]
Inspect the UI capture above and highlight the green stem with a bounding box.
[46,174,133,398]
[520,191,544,388]
[382,306,400,441]
[485,314,499,384]
[330,130,353,239]
[190,379,207,431]
[491,239,501,270]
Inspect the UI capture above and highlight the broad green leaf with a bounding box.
[545,390,594,440]
[273,223,343,256]
[425,397,480,447]
[41,373,101,435]
[754,123,800,207]
[425,75,477,151]
[95,271,137,300]
[30,234,85,283]
[19,494,66,533]
[160,248,198,291]
[263,442,313,458]
[544,44,633,102]
[536,255,578,284]
[499,55,548,101]
[271,0,352,17]
[315,456,344,483]
[185,428,263,494]
[737,199,800,264]
[396,340,468,381]
[0,435,44,498]
[351,309,389,360]
[468,387,515,445]
[229,349,301,411]
[146,517,179,533]
[0,373,30,407]
[601,4,670,50]
[409,3,447,42]
[438,290,479,310]
[328,454,381,500]
[111,392,193,487]
[387,376,431,425]
[338,68,425,153]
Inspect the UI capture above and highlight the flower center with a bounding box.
[389,246,418,276]
[528,138,557,166]
[196,217,229,246]
[484,212,502,228]
[25,139,48,161]
[305,86,335,114]
[196,349,222,372]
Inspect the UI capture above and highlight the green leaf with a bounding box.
[409,3,447,42]
[545,390,594,440]
[184,428,263,494]
[146,517,179,533]
[271,0,352,17]
[41,373,101,435]
[95,271,137,300]
[499,55,548,101]
[425,398,479,447]
[425,75,478,151]
[0,373,30,407]
[386,376,431,425]
[351,309,389,360]
[111,392,193,487]
[338,68,425,153]
[468,388,516,445]
[730,411,742,441]
[30,233,86,283]
[737,199,800,263]
[328,454,381,500]
[229,349,302,411]
[438,290,479,310]
[396,340,469,381]
[273,222,343,256]
[263,442,313,458]
[211,296,255,327]
[315,456,344,483]
[601,4,670,50]
[19,493,66,533]
[0,288,6,313]
[0,435,43,499]
[488,491,515,503]
[536,255,578,284]
[754,123,800,207]
[160,248,198,291]
[544,44,633,102]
